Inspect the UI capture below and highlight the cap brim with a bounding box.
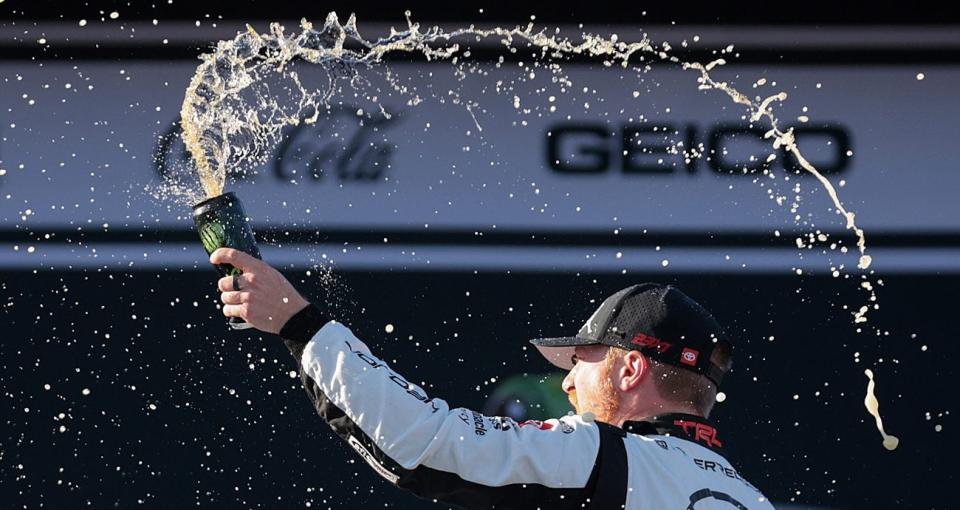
[529,336,599,370]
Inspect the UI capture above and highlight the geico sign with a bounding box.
[546,122,851,175]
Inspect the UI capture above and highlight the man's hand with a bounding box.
[210,248,310,335]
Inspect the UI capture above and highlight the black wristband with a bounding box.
[279,303,327,344]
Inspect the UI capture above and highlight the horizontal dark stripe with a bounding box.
[0,227,956,248]
[4,3,960,25]
[2,44,960,64]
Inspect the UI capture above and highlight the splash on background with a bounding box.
[174,13,874,299]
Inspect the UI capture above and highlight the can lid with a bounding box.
[192,192,237,214]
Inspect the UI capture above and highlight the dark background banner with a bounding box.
[2,270,953,508]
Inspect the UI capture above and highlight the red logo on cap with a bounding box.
[680,348,699,366]
[630,333,672,353]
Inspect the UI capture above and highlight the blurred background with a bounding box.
[1,1,957,508]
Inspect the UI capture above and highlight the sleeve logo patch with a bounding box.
[348,436,400,484]
[518,420,554,431]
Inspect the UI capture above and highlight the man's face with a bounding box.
[561,344,620,422]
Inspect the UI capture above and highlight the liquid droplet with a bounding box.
[863,369,899,451]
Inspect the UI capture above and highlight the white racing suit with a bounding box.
[280,306,776,510]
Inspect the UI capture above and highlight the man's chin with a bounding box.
[576,402,619,424]
[569,394,617,423]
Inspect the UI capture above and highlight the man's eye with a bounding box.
[570,354,579,365]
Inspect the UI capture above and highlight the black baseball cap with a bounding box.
[530,283,731,386]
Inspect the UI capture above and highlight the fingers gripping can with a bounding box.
[192,192,262,330]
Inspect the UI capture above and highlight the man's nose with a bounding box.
[561,368,576,393]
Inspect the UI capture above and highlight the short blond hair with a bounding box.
[605,343,731,417]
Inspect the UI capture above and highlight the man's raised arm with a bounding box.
[208,248,614,510]
[280,308,606,509]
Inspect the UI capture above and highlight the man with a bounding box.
[211,247,775,509]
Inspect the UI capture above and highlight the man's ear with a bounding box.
[617,350,648,392]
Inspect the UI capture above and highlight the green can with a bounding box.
[192,192,262,330]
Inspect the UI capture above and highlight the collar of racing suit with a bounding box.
[620,413,725,453]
